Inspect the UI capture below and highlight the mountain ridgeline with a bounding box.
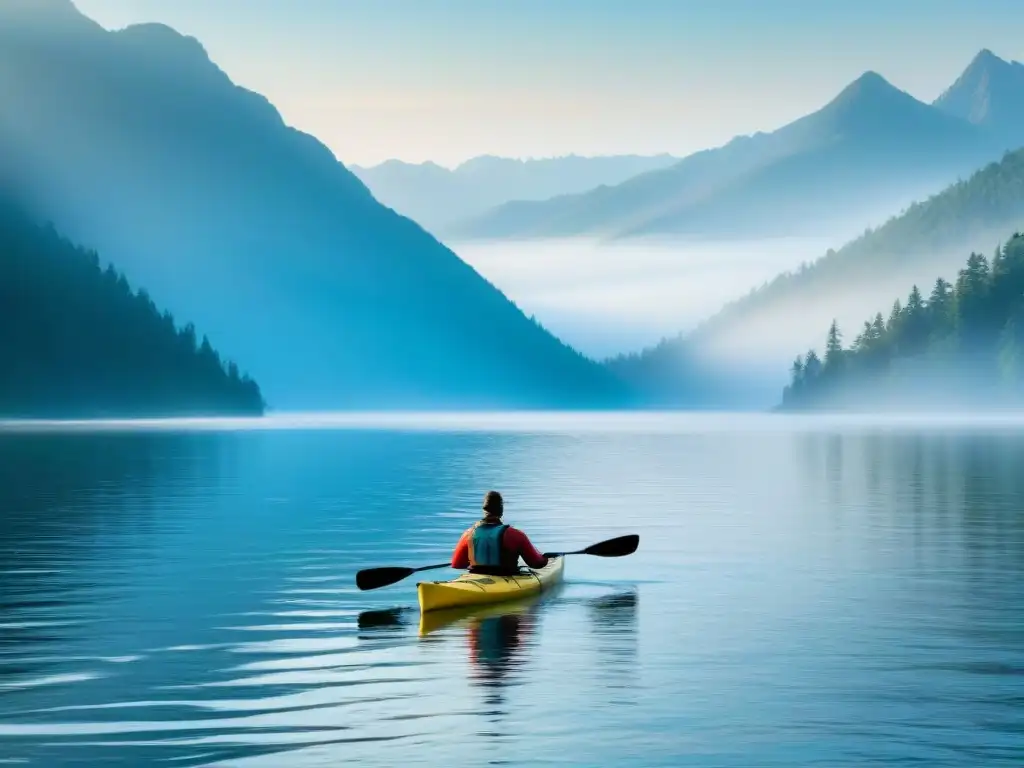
[782,233,1024,410]
[351,154,679,238]
[0,0,628,410]
[0,195,264,418]
[450,51,1024,242]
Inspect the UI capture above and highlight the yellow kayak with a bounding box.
[416,556,564,613]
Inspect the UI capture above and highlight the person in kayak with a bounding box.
[450,491,550,576]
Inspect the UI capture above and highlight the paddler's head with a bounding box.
[481,490,504,521]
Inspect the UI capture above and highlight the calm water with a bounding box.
[0,413,1021,767]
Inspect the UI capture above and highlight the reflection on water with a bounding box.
[417,594,550,716]
[468,609,534,707]
[356,608,410,633]
[0,418,1021,767]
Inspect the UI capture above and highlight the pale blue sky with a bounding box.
[75,0,1024,167]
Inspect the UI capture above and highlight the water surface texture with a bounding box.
[0,414,1021,766]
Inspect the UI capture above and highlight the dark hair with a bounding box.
[482,490,503,515]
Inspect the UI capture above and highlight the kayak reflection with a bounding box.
[419,587,639,710]
[418,589,554,709]
[466,605,536,706]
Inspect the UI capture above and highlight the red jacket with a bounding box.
[451,524,549,570]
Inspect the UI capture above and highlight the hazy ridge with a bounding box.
[0,0,629,411]
[448,52,1024,243]
[351,153,680,236]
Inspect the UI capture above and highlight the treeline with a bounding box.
[782,232,1024,410]
[0,201,264,417]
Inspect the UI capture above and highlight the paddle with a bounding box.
[355,562,451,591]
[543,533,639,559]
[355,533,639,592]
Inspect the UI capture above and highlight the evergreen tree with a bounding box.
[790,355,804,386]
[782,354,805,406]
[955,252,991,343]
[928,277,955,341]
[804,350,822,380]
[824,320,844,371]
[902,284,928,356]
[886,298,903,350]
[990,234,1024,325]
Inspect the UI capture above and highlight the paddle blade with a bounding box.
[356,566,416,591]
[581,534,639,558]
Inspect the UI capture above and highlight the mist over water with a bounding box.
[449,236,837,358]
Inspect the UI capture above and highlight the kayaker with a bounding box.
[450,491,549,576]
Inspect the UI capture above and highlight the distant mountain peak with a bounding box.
[956,48,1021,83]
[852,69,890,87]
[964,48,1023,72]
[830,70,907,106]
[934,48,1024,131]
[808,69,936,133]
[972,47,1002,66]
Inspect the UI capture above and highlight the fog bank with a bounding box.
[450,236,837,358]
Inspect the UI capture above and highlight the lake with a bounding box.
[0,412,1021,767]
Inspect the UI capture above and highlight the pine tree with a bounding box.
[955,252,991,348]
[783,354,805,406]
[928,277,954,340]
[804,350,822,380]
[886,299,904,354]
[824,320,844,371]
[902,284,927,356]
[790,354,804,385]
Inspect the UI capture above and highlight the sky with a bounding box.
[73,0,1024,167]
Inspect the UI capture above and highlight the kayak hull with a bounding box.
[417,556,564,613]
[418,590,550,636]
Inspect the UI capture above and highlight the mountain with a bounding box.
[609,147,1024,407]
[934,49,1024,146]
[0,192,264,418]
[350,153,679,236]
[0,0,628,410]
[452,62,1014,242]
[781,232,1024,411]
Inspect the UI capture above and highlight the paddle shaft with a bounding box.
[356,533,638,591]
[412,563,450,574]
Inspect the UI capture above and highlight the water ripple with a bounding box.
[0,422,1021,766]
